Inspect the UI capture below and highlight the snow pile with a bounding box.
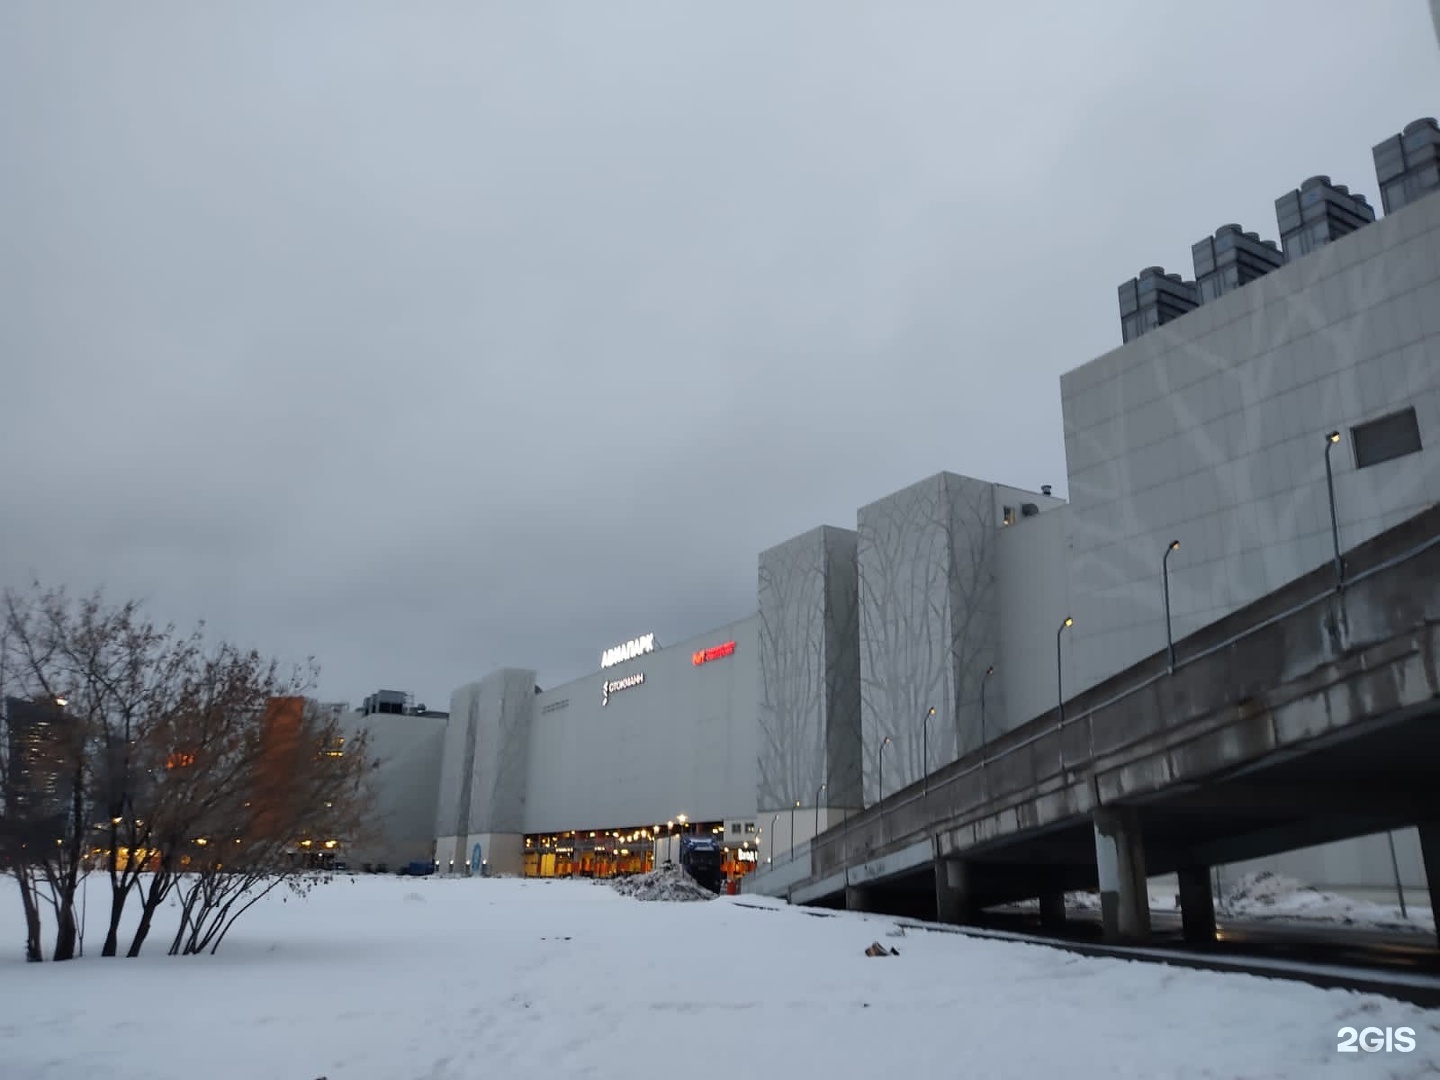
[608,865,715,902]
[1011,889,1177,913]
[1220,870,1435,932]
[1223,870,1314,909]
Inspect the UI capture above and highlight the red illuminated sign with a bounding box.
[692,640,736,666]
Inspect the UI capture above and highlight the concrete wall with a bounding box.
[522,615,759,834]
[1062,191,1440,701]
[994,501,1072,735]
[857,473,1002,804]
[342,709,445,870]
[757,526,862,819]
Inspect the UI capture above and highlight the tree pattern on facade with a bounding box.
[757,527,861,812]
[434,693,478,841]
[1063,215,1438,698]
[451,668,536,835]
[822,530,862,811]
[857,473,997,805]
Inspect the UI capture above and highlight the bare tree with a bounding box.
[0,628,46,962]
[125,644,328,957]
[166,696,371,956]
[0,584,112,961]
[2,582,373,963]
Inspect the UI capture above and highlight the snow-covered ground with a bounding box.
[2,873,1438,1079]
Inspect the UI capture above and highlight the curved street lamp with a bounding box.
[1163,540,1180,672]
[1056,617,1073,726]
[814,781,826,845]
[922,706,936,793]
[980,666,995,758]
[1324,431,1343,588]
[877,735,892,804]
[877,735,892,842]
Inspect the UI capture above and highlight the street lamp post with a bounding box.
[1163,540,1180,673]
[1056,618,1073,725]
[814,782,826,846]
[789,800,800,862]
[922,706,935,794]
[979,666,995,759]
[877,735,892,841]
[1056,618,1073,772]
[1387,831,1409,919]
[1324,431,1343,589]
[770,813,780,867]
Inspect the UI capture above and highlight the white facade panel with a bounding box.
[520,615,759,834]
[994,503,1072,733]
[342,709,445,870]
[1061,194,1440,698]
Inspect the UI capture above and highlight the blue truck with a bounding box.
[678,835,723,893]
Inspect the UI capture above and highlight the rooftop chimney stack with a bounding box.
[1372,117,1440,215]
[1191,223,1285,303]
[1117,267,1200,344]
[1274,175,1375,260]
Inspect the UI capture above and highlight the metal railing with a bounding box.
[749,526,1440,893]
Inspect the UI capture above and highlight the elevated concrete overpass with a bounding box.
[744,505,1440,945]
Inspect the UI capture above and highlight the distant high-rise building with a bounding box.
[1191,223,1285,303]
[1117,267,1200,344]
[1373,117,1440,215]
[1274,175,1375,260]
[2,697,71,835]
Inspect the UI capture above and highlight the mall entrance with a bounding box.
[522,821,760,886]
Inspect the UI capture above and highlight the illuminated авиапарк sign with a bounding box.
[601,633,656,669]
[601,672,644,706]
[738,849,757,862]
[692,640,736,667]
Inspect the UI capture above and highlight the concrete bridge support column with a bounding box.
[934,859,976,925]
[1419,823,1440,947]
[845,884,875,914]
[1038,889,1066,930]
[1176,865,1216,944]
[1093,807,1150,944]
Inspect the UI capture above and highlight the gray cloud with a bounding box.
[2,0,1436,705]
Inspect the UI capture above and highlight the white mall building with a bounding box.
[351,116,1440,902]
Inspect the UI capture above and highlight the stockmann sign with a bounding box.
[600,633,656,669]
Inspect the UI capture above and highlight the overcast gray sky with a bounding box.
[2,2,1436,708]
